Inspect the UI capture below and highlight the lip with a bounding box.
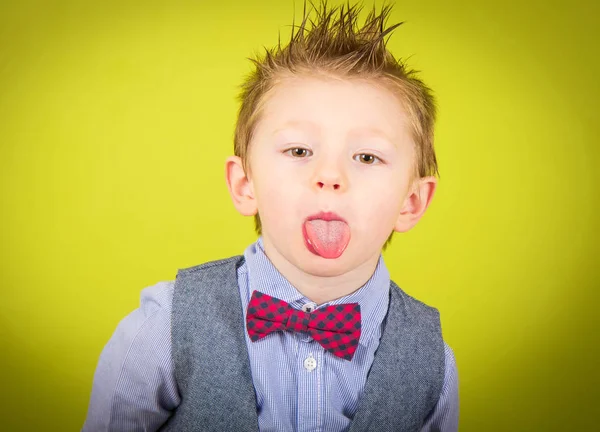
[305,211,347,223]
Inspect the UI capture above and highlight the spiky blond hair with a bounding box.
[233,1,439,250]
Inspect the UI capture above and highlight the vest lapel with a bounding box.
[348,283,444,432]
[164,255,259,432]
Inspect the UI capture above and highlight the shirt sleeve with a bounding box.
[82,281,180,432]
[420,342,459,432]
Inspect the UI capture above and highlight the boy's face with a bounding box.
[227,74,434,279]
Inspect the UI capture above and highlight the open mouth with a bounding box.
[302,211,351,259]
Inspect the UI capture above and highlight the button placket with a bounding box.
[297,340,323,431]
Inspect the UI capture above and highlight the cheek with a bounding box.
[256,173,294,202]
[254,171,302,224]
[356,178,404,222]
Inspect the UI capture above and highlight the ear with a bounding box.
[225,156,257,217]
[393,176,437,233]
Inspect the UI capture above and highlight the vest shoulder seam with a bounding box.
[177,255,244,275]
[389,280,438,311]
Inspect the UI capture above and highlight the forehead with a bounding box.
[254,74,413,145]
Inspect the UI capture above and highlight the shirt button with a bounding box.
[303,354,317,372]
[300,334,312,343]
[302,302,317,313]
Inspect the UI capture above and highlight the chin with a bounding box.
[299,254,353,277]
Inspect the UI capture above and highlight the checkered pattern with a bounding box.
[246,290,362,361]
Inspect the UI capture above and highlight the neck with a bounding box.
[261,238,381,304]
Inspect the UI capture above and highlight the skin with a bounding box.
[225,74,436,304]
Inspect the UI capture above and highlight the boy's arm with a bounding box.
[82,281,180,432]
[420,342,459,432]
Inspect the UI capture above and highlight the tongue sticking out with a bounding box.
[303,219,351,259]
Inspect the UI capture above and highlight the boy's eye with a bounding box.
[284,148,381,164]
[355,153,381,164]
[285,148,312,157]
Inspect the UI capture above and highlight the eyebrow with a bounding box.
[271,120,319,136]
[272,120,394,144]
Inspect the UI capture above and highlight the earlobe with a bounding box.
[225,156,258,217]
[393,177,437,233]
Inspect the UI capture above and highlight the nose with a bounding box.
[317,181,341,190]
[312,157,346,192]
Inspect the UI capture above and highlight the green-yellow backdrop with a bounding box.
[1,0,598,430]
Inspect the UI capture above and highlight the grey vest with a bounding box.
[159,255,444,432]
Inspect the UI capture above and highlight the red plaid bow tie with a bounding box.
[246,290,362,361]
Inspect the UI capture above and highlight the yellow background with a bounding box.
[1,0,598,430]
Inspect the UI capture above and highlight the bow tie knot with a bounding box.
[246,290,362,361]
[286,310,311,332]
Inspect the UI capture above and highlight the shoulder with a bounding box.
[106,281,175,351]
[176,255,245,276]
[170,255,247,324]
[443,342,457,375]
[135,255,245,313]
[138,280,175,315]
[117,280,175,348]
[387,280,445,381]
[389,280,441,324]
[104,281,175,339]
[172,255,245,302]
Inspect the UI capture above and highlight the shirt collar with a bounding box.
[243,236,391,346]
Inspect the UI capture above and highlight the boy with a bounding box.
[83,2,459,431]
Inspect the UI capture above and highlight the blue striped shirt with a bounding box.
[83,237,459,431]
